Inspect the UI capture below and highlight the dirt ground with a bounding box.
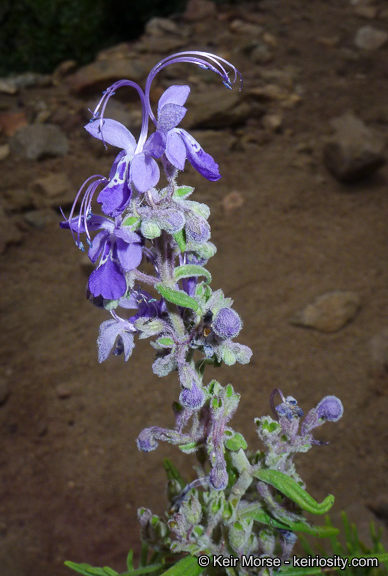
[1,1,388,575]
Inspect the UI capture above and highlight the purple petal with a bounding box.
[85,118,136,154]
[97,320,122,362]
[158,103,187,132]
[178,129,221,181]
[97,319,135,362]
[166,130,186,170]
[116,238,142,271]
[118,293,139,309]
[88,253,126,299]
[115,228,141,244]
[144,131,165,158]
[130,153,160,193]
[97,155,131,216]
[158,85,190,114]
[88,229,109,263]
[97,180,132,217]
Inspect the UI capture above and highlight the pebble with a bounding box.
[290,290,361,332]
[0,110,28,137]
[32,172,74,208]
[0,203,23,254]
[10,124,68,160]
[56,384,72,399]
[23,209,60,229]
[354,5,377,18]
[66,57,150,96]
[0,144,10,161]
[354,26,388,50]
[222,191,245,214]
[262,112,283,132]
[183,0,217,21]
[370,328,388,369]
[323,112,385,183]
[0,78,18,95]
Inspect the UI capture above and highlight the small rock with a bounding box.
[368,497,388,522]
[229,19,264,36]
[0,78,18,95]
[370,328,388,369]
[67,57,150,96]
[222,191,245,214]
[323,112,385,182]
[11,72,52,89]
[354,5,377,18]
[0,203,23,254]
[317,36,341,48]
[290,290,361,332]
[0,110,28,137]
[0,378,10,405]
[144,17,181,36]
[56,385,71,399]
[0,144,10,161]
[354,26,388,50]
[250,43,273,64]
[262,113,283,132]
[10,124,68,160]
[183,0,217,22]
[31,173,74,208]
[23,209,60,229]
[52,60,77,85]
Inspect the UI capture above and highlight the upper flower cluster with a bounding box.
[61,51,242,303]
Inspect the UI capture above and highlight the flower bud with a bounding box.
[316,395,343,422]
[179,381,205,410]
[212,308,242,339]
[141,220,162,239]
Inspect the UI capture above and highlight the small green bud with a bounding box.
[141,220,161,239]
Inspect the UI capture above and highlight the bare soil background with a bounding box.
[1,1,388,575]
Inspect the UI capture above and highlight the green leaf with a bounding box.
[64,564,118,576]
[173,186,194,199]
[156,337,174,348]
[173,230,186,253]
[178,441,200,454]
[65,562,94,576]
[253,469,335,515]
[174,265,212,285]
[123,216,141,229]
[239,507,339,538]
[163,458,186,490]
[126,550,134,571]
[225,432,248,452]
[160,556,206,576]
[120,564,165,576]
[155,284,198,311]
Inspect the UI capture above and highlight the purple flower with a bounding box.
[97,317,136,362]
[85,118,164,197]
[316,396,343,422]
[154,85,221,181]
[61,213,142,300]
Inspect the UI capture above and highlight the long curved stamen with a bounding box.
[65,175,106,248]
[144,51,243,125]
[89,79,150,156]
